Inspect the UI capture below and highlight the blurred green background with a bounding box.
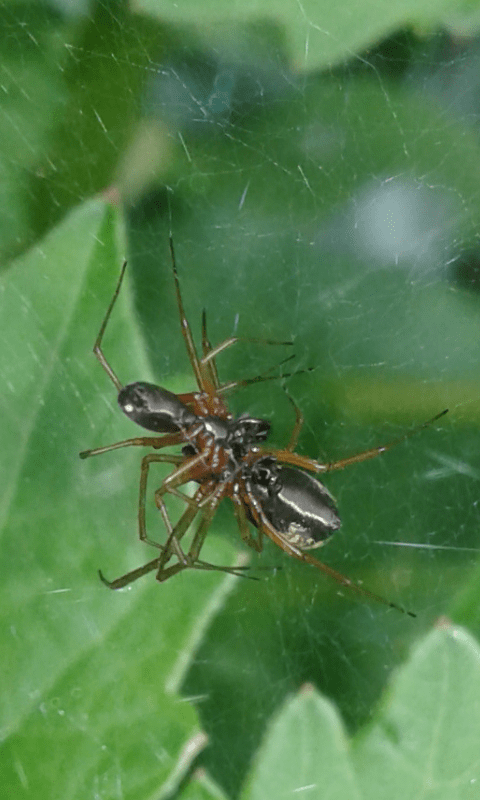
[1,1,480,798]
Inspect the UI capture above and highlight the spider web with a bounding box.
[1,3,480,799]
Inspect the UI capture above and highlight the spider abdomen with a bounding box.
[118,382,196,433]
[253,464,341,549]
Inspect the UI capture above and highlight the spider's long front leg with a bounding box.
[169,237,206,392]
[243,486,415,616]
[201,309,220,390]
[265,409,449,475]
[201,334,293,369]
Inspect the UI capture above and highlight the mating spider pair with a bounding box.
[80,240,447,615]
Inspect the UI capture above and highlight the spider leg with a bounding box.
[101,462,225,588]
[100,472,272,588]
[243,486,415,616]
[182,493,221,560]
[170,239,243,397]
[158,483,267,579]
[98,550,261,588]
[79,432,185,459]
[170,236,293,395]
[198,309,293,396]
[201,309,220,390]
[231,495,263,552]
[283,392,304,452]
[140,453,204,563]
[265,408,449,475]
[151,451,211,524]
[93,260,128,392]
[298,549,416,616]
[318,408,449,473]
[258,448,321,472]
[216,354,312,395]
[100,484,232,589]
[99,557,164,589]
[95,453,199,588]
[155,495,201,570]
[188,561,261,580]
[155,490,220,581]
[169,237,205,392]
[195,308,297,403]
[154,476,234,571]
[200,335,293,368]
[146,448,228,569]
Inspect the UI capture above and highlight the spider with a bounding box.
[80,239,447,615]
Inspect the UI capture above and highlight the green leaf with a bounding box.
[0,4,69,259]
[242,624,480,800]
[0,200,240,800]
[137,0,470,69]
[3,8,480,800]
[243,687,357,800]
[355,624,480,799]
